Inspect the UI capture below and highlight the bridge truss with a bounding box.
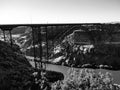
[0,23,102,71]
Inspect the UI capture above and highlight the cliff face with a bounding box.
[73,29,120,45]
[0,40,33,90]
[50,29,120,70]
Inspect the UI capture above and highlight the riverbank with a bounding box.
[46,64,120,85]
[27,55,120,84]
[28,58,120,85]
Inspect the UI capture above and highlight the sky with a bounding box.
[0,0,120,24]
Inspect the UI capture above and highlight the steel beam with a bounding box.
[9,30,13,46]
[38,27,43,69]
[45,26,48,61]
[32,27,37,69]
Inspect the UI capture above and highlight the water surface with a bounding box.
[46,64,120,84]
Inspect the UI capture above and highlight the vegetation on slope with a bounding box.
[0,40,33,90]
[0,40,64,90]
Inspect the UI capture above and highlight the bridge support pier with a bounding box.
[32,27,37,69]
[9,30,13,46]
[38,26,43,69]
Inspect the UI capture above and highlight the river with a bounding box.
[29,60,120,84]
[46,64,120,84]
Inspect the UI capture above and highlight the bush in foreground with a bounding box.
[0,41,33,90]
[51,69,120,90]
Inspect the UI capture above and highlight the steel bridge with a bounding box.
[0,23,103,70]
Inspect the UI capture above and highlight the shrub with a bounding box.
[0,41,33,90]
[51,69,119,90]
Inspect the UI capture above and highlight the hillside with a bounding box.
[49,33,120,70]
[0,40,33,90]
